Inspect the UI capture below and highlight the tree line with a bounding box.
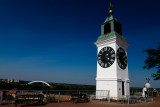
[0,81,96,90]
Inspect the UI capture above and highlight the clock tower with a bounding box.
[94,3,130,98]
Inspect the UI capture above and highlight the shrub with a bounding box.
[46,96,56,102]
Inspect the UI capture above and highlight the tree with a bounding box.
[143,44,160,80]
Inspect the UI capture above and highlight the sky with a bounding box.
[0,0,160,88]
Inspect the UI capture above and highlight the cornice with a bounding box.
[94,32,129,48]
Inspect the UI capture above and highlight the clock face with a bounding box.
[116,48,127,69]
[97,47,115,68]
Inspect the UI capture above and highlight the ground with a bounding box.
[1,96,160,107]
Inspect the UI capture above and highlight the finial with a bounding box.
[109,2,114,15]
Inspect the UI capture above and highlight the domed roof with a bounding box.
[104,15,117,23]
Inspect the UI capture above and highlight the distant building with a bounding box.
[0,80,7,82]
[7,79,19,83]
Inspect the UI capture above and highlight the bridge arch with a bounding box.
[28,81,51,86]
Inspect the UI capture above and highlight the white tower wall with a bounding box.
[95,36,130,98]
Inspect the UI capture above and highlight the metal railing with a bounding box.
[108,96,153,104]
[0,89,155,105]
[130,90,160,97]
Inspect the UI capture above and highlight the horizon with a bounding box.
[1,78,160,89]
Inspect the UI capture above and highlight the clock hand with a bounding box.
[105,54,109,58]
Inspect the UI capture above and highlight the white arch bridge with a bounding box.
[28,81,51,86]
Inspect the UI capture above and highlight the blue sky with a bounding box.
[0,0,160,88]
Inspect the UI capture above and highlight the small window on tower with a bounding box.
[114,20,122,35]
[104,23,111,34]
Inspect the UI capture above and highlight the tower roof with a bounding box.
[104,15,117,23]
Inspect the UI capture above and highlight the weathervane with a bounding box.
[109,2,114,15]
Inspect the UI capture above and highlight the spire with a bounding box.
[104,2,116,23]
[109,2,114,15]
